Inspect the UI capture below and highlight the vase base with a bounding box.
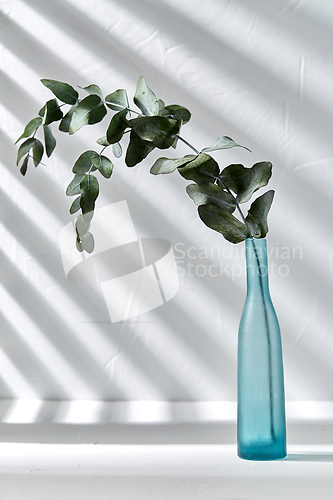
[238,443,286,461]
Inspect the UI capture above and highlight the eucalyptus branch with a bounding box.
[15,76,274,250]
[175,135,199,154]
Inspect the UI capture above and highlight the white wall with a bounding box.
[0,0,333,402]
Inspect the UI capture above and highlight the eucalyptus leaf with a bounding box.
[106,109,128,144]
[66,172,86,196]
[125,130,155,167]
[219,164,250,196]
[82,210,94,223]
[112,142,122,158]
[198,203,250,244]
[43,124,56,157]
[81,231,95,253]
[160,104,191,125]
[128,116,179,149]
[32,139,44,167]
[178,153,219,184]
[59,103,78,132]
[150,155,196,175]
[16,138,36,165]
[202,136,251,153]
[70,196,81,214]
[245,190,275,238]
[79,84,103,99]
[41,79,78,104]
[96,136,110,147]
[236,162,273,204]
[134,76,159,116]
[20,155,29,176]
[158,99,165,113]
[39,99,63,126]
[80,174,99,213]
[72,150,95,173]
[15,117,42,144]
[69,95,107,134]
[76,236,84,252]
[76,213,91,237]
[186,183,236,212]
[91,152,113,178]
[105,89,129,111]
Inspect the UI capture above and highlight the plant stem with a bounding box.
[175,135,200,154]
[250,238,275,440]
[216,177,253,237]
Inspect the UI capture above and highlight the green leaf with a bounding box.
[219,164,250,195]
[160,104,191,125]
[69,95,107,134]
[80,174,99,213]
[15,117,42,144]
[32,139,44,167]
[16,138,36,165]
[72,150,97,173]
[128,116,179,149]
[76,236,84,252]
[105,89,129,111]
[91,152,113,178]
[66,172,86,196]
[220,162,273,204]
[150,155,196,175]
[43,125,56,157]
[134,76,159,116]
[40,99,63,126]
[81,232,95,253]
[70,196,81,214]
[125,130,155,167]
[59,103,78,132]
[202,136,251,153]
[236,162,273,204]
[198,203,250,244]
[20,155,29,176]
[41,79,78,104]
[186,183,236,212]
[178,153,219,184]
[106,109,128,144]
[75,213,91,237]
[96,136,110,147]
[158,99,165,113]
[245,190,275,238]
[79,84,103,99]
[112,142,122,158]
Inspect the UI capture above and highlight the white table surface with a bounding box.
[1,401,333,499]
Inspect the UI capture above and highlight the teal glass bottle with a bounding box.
[237,238,286,460]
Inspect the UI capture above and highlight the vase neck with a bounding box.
[245,238,270,295]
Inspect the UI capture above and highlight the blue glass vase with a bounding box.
[237,238,286,460]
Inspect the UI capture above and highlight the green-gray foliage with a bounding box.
[15,76,275,250]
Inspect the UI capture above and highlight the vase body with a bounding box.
[237,238,286,460]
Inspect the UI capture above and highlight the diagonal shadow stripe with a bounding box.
[103,0,333,147]
[13,0,333,153]
[0,247,124,399]
[0,311,66,398]
[0,175,208,399]
[238,0,333,55]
